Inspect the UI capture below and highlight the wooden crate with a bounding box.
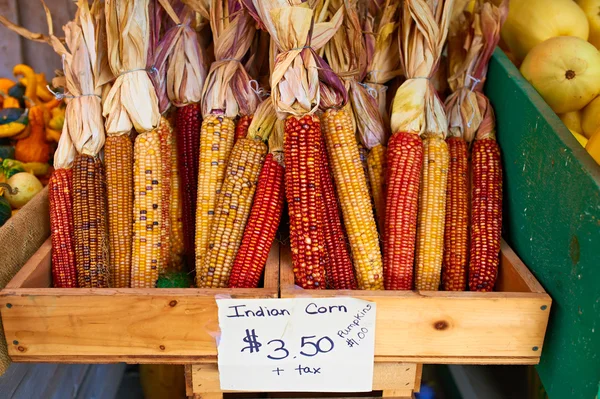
[281,240,551,365]
[0,238,280,364]
[184,362,423,399]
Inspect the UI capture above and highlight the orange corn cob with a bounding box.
[367,144,387,234]
[197,137,266,288]
[469,138,502,292]
[157,117,173,272]
[73,154,109,288]
[322,108,383,290]
[175,103,201,267]
[131,130,163,288]
[195,114,236,278]
[105,135,134,288]
[285,115,326,289]
[169,122,185,270]
[49,168,77,288]
[415,135,449,290]
[228,152,285,288]
[443,137,468,291]
[235,115,253,143]
[384,132,423,290]
[319,132,357,290]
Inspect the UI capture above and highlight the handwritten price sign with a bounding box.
[216,298,377,392]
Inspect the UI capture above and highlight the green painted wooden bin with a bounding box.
[485,49,600,399]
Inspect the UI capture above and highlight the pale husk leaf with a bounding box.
[201,0,259,117]
[54,125,77,169]
[248,96,277,141]
[365,0,402,84]
[390,0,454,137]
[49,0,106,156]
[350,81,388,149]
[103,0,160,135]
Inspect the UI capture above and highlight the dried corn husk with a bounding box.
[49,0,107,156]
[54,124,77,169]
[201,0,258,118]
[103,0,160,135]
[247,96,277,141]
[390,0,455,137]
[445,0,507,142]
[351,83,388,149]
[243,0,346,116]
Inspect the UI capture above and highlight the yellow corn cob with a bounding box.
[195,115,235,276]
[157,117,173,272]
[105,135,133,288]
[132,130,162,288]
[169,120,184,269]
[322,108,384,290]
[415,135,449,290]
[367,143,386,234]
[197,138,266,288]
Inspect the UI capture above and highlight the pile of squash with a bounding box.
[501,0,600,165]
[0,64,65,227]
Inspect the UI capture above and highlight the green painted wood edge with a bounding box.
[485,48,600,399]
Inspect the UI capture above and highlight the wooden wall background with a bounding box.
[0,0,76,79]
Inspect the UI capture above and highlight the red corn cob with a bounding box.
[175,103,201,267]
[49,168,77,288]
[443,137,469,291]
[285,115,326,289]
[469,138,502,292]
[234,115,253,143]
[318,132,357,290]
[228,153,285,288]
[383,131,423,290]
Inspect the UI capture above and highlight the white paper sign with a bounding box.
[216,297,376,392]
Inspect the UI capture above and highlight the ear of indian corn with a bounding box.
[469,138,502,292]
[285,115,326,289]
[157,116,173,273]
[197,137,266,288]
[169,119,185,270]
[175,103,201,268]
[195,114,236,279]
[105,135,134,288]
[367,144,387,234]
[235,115,253,143]
[73,154,109,288]
[228,151,285,288]
[131,131,163,288]
[414,135,449,290]
[322,108,383,290]
[49,168,77,288]
[442,137,469,291]
[383,132,423,290]
[319,131,357,290]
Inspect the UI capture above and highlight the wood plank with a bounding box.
[5,237,51,289]
[0,0,22,78]
[280,244,550,361]
[413,364,422,393]
[382,390,414,399]
[190,363,418,394]
[496,241,545,293]
[486,48,600,399]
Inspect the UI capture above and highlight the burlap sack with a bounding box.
[0,187,50,375]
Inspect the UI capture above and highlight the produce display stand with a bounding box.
[0,238,280,364]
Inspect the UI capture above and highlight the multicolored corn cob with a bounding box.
[442,137,469,291]
[319,131,357,290]
[415,135,449,290]
[228,144,285,288]
[73,154,109,288]
[285,115,326,289]
[169,119,185,270]
[322,108,383,290]
[197,138,266,287]
[383,132,423,290]
[131,131,163,288]
[105,134,134,288]
[175,103,201,267]
[49,168,77,288]
[367,144,387,234]
[195,114,236,280]
[469,137,502,292]
[157,117,173,272]
[235,115,253,143]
